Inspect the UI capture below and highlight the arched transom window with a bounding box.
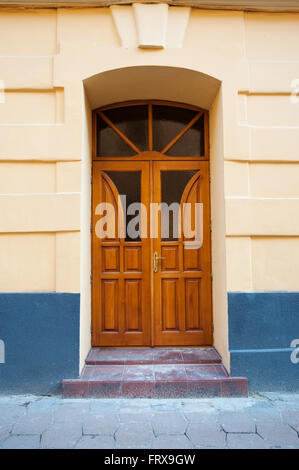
[93,101,208,159]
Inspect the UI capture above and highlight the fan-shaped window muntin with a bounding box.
[94,101,208,158]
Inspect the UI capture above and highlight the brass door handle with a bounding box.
[153,251,165,273]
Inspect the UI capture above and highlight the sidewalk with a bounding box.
[0,393,298,449]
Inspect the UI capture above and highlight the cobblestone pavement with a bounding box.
[0,393,298,449]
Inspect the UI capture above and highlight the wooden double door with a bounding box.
[92,159,212,347]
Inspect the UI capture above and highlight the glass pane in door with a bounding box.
[105,171,141,241]
[161,170,197,241]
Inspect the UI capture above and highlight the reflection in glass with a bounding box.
[105,171,141,241]
[97,106,148,156]
[166,115,205,157]
[161,171,197,241]
[153,106,204,156]
[96,104,205,157]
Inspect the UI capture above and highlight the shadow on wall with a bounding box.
[84,66,221,111]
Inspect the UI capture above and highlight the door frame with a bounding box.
[91,100,212,347]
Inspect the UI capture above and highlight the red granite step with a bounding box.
[86,347,222,365]
[62,348,248,399]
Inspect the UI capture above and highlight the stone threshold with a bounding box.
[62,347,248,398]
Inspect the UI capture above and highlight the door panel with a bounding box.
[153,161,212,346]
[92,102,212,348]
[92,161,151,346]
[92,160,212,347]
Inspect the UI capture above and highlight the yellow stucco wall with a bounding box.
[1,6,299,369]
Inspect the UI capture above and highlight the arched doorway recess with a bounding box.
[91,100,212,347]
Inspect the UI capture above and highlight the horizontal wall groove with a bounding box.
[226,235,299,238]
[0,158,81,162]
[0,228,80,233]
[0,230,80,234]
[0,192,80,196]
[0,54,55,58]
[225,159,299,163]
[238,91,299,96]
[230,348,295,353]
[240,124,299,130]
[247,59,299,63]
[3,87,62,92]
[226,196,299,200]
[0,123,64,127]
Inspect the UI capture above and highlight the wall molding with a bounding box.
[1,1,299,12]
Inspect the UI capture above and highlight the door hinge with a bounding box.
[211,272,213,281]
[210,220,212,231]
[90,274,93,284]
[90,223,93,234]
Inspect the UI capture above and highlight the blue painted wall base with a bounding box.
[229,292,299,391]
[1,291,297,393]
[0,293,80,394]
